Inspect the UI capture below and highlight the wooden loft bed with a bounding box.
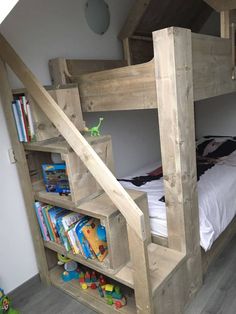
[1,20,236,314]
[49,32,236,113]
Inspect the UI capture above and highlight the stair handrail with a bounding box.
[0,32,147,241]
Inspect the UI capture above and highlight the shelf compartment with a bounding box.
[24,135,114,204]
[37,189,147,271]
[45,240,186,295]
[50,266,136,314]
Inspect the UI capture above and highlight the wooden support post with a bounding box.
[153,27,202,297]
[0,59,50,284]
[220,9,236,38]
[122,38,132,65]
[127,226,153,314]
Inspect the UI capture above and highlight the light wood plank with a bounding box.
[204,0,236,11]
[0,32,147,241]
[0,59,50,284]
[153,26,202,302]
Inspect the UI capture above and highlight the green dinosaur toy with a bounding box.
[0,289,20,314]
[85,117,104,137]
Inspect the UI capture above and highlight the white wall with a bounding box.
[0,0,160,292]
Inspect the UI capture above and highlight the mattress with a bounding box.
[119,139,236,251]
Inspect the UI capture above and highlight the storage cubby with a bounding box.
[25,135,114,204]
[35,188,148,273]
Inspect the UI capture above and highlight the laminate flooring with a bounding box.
[10,234,236,314]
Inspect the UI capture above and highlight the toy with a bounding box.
[91,271,97,282]
[90,283,97,290]
[85,271,91,283]
[57,254,79,282]
[97,285,104,297]
[84,117,104,137]
[41,163,70,195]
[99,275,106,286]
[0,288,20,314]
[79,272,85,284]
[81,283,88,290]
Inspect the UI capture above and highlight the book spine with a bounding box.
[67,228,80,255]
[26,99,36,142]
[41,205,54,241]
[34,202,49,241]
[15,100,26,142]
[19,98,30,142]
[12,101,24,142]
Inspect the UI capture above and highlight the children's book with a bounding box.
[47,207,67,243]
[56,214,71,250]
[12,101,24,142]
[82,218,108,262]
[75,217,95,259]
[61,212,84,232]
[41,204,55,241]
[34,202,50,241]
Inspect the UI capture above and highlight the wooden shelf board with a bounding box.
[50,266,136,314]
[44,241,134,289]
[35,189,145,220]
[24,135,111,154]
[45,241,185,294]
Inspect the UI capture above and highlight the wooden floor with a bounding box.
[10,234,236,314]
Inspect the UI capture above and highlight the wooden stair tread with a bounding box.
[35,189,145,220]
[24,135,111,154]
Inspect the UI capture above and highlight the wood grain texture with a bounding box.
[204,0,236,11]
[153,26,202,306]
[0,59,50,284]
[49,57,127,85]
[0,32,147,241]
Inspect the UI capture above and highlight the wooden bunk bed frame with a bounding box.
[1,20,236,313]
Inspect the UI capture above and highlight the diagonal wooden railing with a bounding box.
[0,33,153,313]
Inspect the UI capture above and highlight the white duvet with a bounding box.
[120,152,236,251]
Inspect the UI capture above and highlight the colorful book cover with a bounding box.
[12,101,24,142]
[75,216,95,259]
[34,201,50,241]
[67,226,80,255]
[41,163,70,194]
[47,207,67,243]
[82,218,108,262]
[56,213,71,250]
[41,204,55,241]
[61,212,84,232]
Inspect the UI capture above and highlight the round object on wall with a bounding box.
[85,0,110,35]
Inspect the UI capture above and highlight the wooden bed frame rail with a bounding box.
[49,31,236,113]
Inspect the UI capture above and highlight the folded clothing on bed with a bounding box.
[119,136,236,251]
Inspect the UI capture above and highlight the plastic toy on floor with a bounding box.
[84,117,104,137]
[57,253,79,282]
[0,289,20,314]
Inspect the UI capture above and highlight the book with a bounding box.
[75,216,95,259]
[55,213,71,250]
[16,99,27,142]
[34,201,50,241]
[26,99,36,141]
[41,204,55,241]
[61,212,84,232]
[41,163,70,194]
[12,101,24,142]
[47,206,67,243]
[82,218,108,261]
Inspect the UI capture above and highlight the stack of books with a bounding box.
[34,201,108,262]
[12,95,36,142]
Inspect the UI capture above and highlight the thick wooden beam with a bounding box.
[0,59,50,284]
[204,0,236,11]
[118,0,151,40]
[153,26,202,295]
[220,9,236,37]
[0,32,146,241]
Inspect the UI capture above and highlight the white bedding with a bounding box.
[120,152,236,251]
